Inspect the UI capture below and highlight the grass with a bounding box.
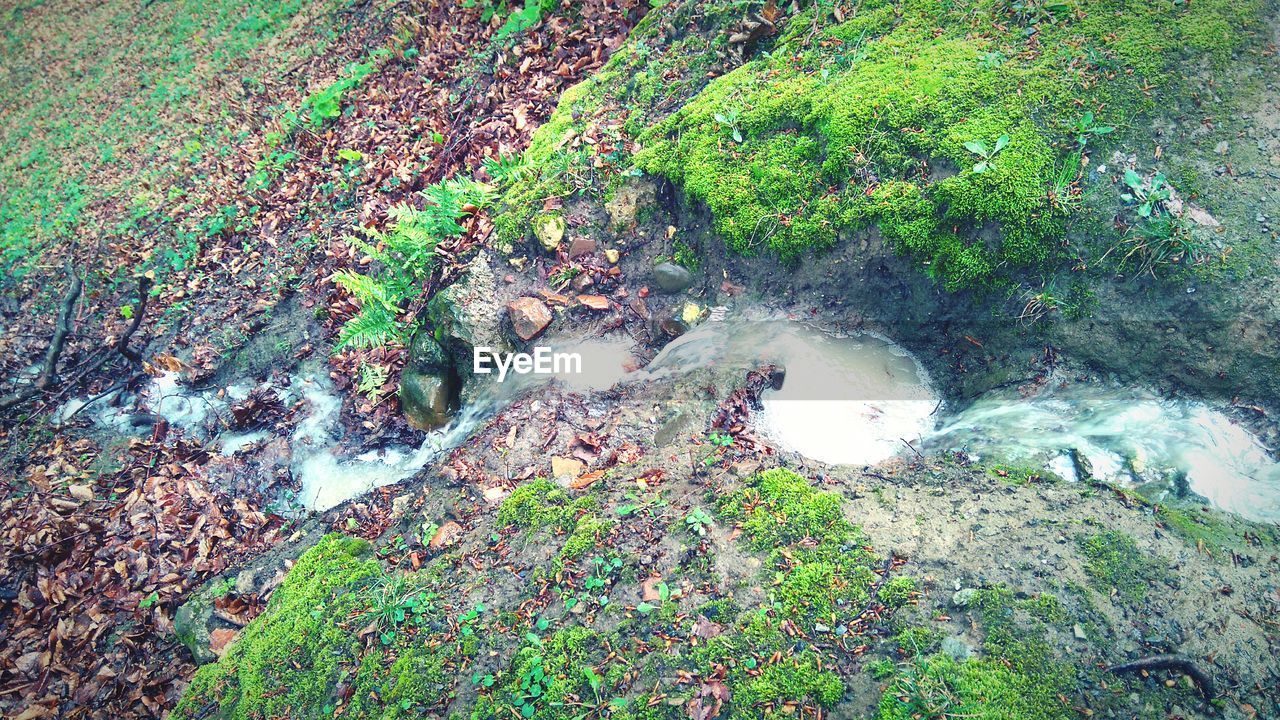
[0,0,352,284]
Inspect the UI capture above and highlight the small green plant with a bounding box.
[1004,0,1072,28]
[713,108,743,144]
[684,507,714,537]
[1073,111,1114,149]
[962,134,1009,174]
[356,362,390,400]
[482,154,527,186]
[210,578,237,598]
[366,578,436,645]
[582,556,622,603]
[698,429,734,467]
[547,265,581,290]
[334,177,493,349]
[977,50,1006,69]
[1120,168,1172,218]
[457,602,486,637]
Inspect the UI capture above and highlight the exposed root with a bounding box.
[1107,654,1216,701]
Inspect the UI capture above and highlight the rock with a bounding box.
[1069,448,1093,482]
[482,486,509,504]
[429,521,464,550]
[604,249,620,264]
[951,588,979,607]
[577,294,610,311]
[571,273,593,292]
[399,330,456,431]
[567,235,596,258]
[641,575,665,602]
[941,636,974,660]
[551,456,585,479]
[1073,624,1087,640]
[534,214,565,252]
[507,297,552,340]
[1214,140,1229,155]
[653,262,694,293]
[174,593,216,664]
[605,179,656,231]
[427,251,509,356]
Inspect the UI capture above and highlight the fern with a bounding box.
[333,177,494,351]
[337,304,401,350]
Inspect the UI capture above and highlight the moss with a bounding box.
[879,576,918,609]
[471,626,606,720]
[875,654,1070,720]
[173,534,380,720]
[718,468,878,625]
[626,0,1266,289]
[559,514,613,563]
[496,477,594,532]
[1077,530,1168,602]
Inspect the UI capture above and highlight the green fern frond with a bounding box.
[333,270,401,313]
[336,304,402,350]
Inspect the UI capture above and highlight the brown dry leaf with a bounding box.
[209,628,239,656]
[570,470,605,490]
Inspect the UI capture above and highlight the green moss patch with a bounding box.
[1078,530,1168,602]
[628,0,1266,288]
[174,534,381,719]
[875,653,1069,720]
[717,468,879,625]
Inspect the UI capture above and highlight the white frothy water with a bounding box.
[928,385,1280,523]
[288,375,494,512]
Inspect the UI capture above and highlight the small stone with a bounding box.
[571,273,593,292]
[1214,140,1230,155]
[567,235,596,258]
[534,214,565,252]
[652,262,694,293]
[1073,624,1087,640]
[482,486,509,504]
[507,297,552,340]
[814,623,832,633]
[951,588,980,607]
[604,249,620,264]
[551,456,586,479]
[641,576,665,602]
[940,636,974,660]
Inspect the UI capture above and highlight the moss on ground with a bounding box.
[499,0,1268,290]
[496,477,595,532]
[173,534,381,719]
[717,467,878,626]
[875,653,1069,720]
[1078,530,1168,602]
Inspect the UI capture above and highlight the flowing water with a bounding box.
[57,315,1279,523]
[927,384,1280,523]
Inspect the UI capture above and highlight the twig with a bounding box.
[0,268,82,409]
[1107,654,1215,701]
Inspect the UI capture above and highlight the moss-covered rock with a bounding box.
[173,534,379,720]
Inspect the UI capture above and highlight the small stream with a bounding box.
[59,316,1280,523]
